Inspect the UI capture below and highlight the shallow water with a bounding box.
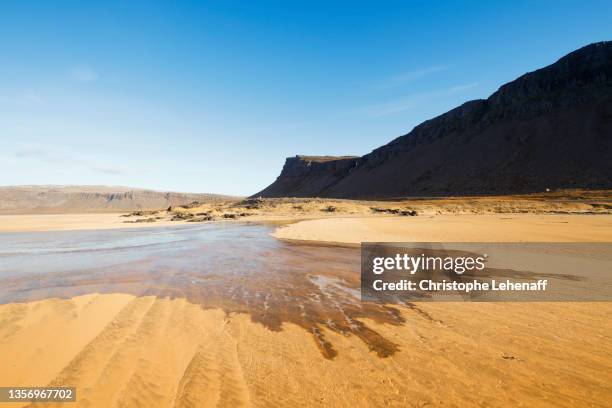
[0,223,404,358]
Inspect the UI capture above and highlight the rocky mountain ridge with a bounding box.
[256,42,612,199]
[0,185,234,214]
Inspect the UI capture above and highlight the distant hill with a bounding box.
[256,41,612,199]
[0,185,234,214]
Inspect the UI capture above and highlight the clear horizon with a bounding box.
[1,1,611,195]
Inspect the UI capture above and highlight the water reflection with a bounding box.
[0,223,403,358]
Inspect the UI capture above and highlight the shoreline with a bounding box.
[2,213,612,246]
[0,213,305,233]
[0,213,181,233]
[1,190,610,235]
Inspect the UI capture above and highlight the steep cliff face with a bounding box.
[255,156,358,197]
[255,42,612,199]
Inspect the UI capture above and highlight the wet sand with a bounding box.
[0,224,396,359]
[1,295,610,407]
[0,213,179,232]
[0,218,611,407]
[0,213,303,233]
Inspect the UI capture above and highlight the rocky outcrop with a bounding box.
[256,156,358,197]
[255,42,612,198]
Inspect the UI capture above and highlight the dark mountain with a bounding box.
[256,42,612,199]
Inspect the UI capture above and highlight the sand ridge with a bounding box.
[0,294,610,407]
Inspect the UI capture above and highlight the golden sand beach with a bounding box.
[1,197,611,407]
[273,214,612,243]
[0,295,610,407]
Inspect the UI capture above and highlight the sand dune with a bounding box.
[0,294,610,407]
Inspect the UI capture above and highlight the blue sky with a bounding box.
[1,1,611,195]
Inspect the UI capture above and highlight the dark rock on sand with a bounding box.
[123,217,157,223]
[171,212,194,221]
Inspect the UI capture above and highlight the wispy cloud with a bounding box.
[364,99,417,118]
[14,147,60,162]
[363,82,479,118]
[14,146,125,175]
[70,65,98,82]
[448,82,479,93]
[374,65,447,90]
[24,90,44,104]
[92,166,125,175]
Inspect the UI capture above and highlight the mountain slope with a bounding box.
[0,185,234,214]
[256,42,612,199]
